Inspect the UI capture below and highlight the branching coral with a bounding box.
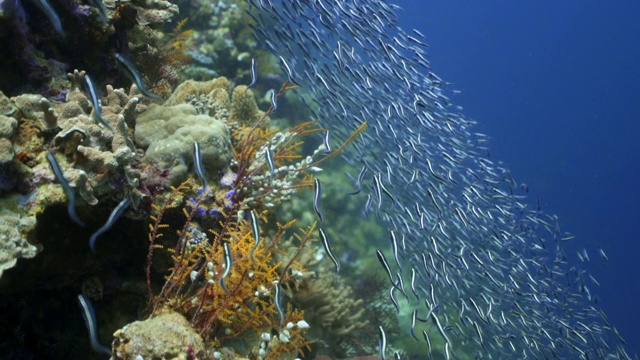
[14,70,146,206]
[0,72,154,279]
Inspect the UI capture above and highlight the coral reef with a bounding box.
[135,87,366,358]
[0,209,37,278]
[0,1,384,359]
[135,77,265,186]
[0,98,18,167]
[145,178,315,359]
[177,1,257,82]
[0,70,153,280]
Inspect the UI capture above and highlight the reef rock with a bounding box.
[111,310,205,360]
[0,209,37,278]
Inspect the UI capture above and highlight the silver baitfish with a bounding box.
[247,58,258,90]
[219,241,232,293]
[313,178,323,224]
[248,1,632,359]
[248,210,261,264]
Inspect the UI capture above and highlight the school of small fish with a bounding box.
[247,0,631,359]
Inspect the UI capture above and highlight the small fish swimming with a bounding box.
[313,178,323,223]
[376,249,396,287]
[372,172,384,216]
[273,280,285,331]
[410,267,420,300]
[422,330,432,358]
[246,58,257,90]
[84,74,111,130]
[34,0,65,37]
[46,151,84,227]
[278,56,299,86]
[378,325,387,360]
[322,130,332,154]
[264,144,276,181]
[248,210,261,264]
[363,193,373,217]
[193,141,209,194]
[89,197,131,253]
[248,1,630,358]
[269,89,278,111]
[115,53,162,100]
[598,246,609,261]
[318,228,340,275]
[219,241,232,292]
[388,285,400,313]
[389,230,402,272]
[410,309,420,341]
[77,294,111,355]
[346,166,367,196]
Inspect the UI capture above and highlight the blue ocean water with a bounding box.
[399,0,640,354]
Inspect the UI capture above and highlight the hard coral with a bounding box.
[112,309,205,360]
[43,70,145,205]
[0,71,148,281]
[0,209,37,278]
[135,77,265,186]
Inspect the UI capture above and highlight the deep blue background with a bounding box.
[398,1,640,354]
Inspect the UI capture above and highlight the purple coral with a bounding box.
[224,189,235,199]
[187,197,207,218]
